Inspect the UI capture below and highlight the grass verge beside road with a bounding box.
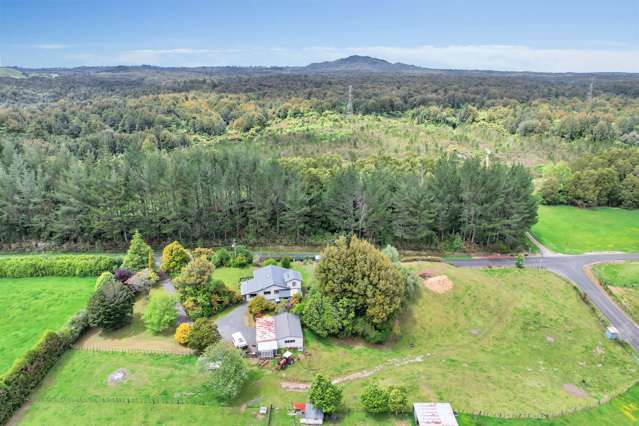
[531,206,639,254]
[593,261,639,324]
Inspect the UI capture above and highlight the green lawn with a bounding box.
[15,263,639,424]
[458,382,639,425]
[0,276,95,374]
[531,206,639,254]
[211,266,254,291]
[593,261,639,324]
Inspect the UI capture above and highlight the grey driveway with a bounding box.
[448,252,639,352]
[215,303,256,349]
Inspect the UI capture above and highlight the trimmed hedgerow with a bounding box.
[0,255,122,278]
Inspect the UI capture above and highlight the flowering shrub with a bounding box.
[175,322,192,345]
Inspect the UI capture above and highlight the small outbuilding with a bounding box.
[255,312,304,358]
[300,402,324,425]
[413,402,458,426]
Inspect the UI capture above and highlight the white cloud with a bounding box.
[56,44,639,72]
[30,43,69,50]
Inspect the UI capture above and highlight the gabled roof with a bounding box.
[240,265,302,295]
[274,312,303,339]
[304,402,324,420]
[255,316,276,343]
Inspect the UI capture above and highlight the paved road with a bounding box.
[448,252,639,352]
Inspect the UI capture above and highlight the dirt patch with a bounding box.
[469,328,481,336]
[563,383,589,398]
[423,275,454,294]
[546,336,555,343]
[107,368,129,386]
[332,355,425,385]
[281,381,310,391]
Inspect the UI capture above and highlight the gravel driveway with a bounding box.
[215,303,256,350]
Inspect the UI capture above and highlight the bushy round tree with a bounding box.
[361,383,389,414]
[175,322,192,345]
[309,374,342,415]
[198,341,248,401]
[143,292,177,333]
[280,256,292,268]
[160,241,191,277]
[174,256,213,294]
[87,280,135,330]
[122,231,153,272]
[187,317,221,353]
[316,235,405,330]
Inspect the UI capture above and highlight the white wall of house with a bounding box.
[247,285,300,301]
[277,336,303,350]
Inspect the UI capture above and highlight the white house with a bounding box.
[255,312,304,358]
[240,265,302,302]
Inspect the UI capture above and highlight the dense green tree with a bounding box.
[142,292,178,333]
[188,317,222,353]
[87,281,135,330]
[122,231,153,271]
[160,241,191,277]
[309,374,342,415]
[198,341,248,401]
[361,383,389,414]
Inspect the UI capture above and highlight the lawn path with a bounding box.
[526,232,560,257]
[158,271,191,325]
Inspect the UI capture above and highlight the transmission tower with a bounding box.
[346,85,353,116]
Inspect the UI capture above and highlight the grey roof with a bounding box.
[274,312,303,339]
[240,265,302,295]
[304,402,324,420]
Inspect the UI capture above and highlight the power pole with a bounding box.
[346,85,353,116]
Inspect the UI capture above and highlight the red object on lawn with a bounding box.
[293,402,305,411]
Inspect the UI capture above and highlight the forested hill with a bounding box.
[0,58,637,250]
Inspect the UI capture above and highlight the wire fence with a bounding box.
[72,346,194,356]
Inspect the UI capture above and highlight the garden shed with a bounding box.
[413,402,458,426]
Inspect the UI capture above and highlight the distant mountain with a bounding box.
[304,55,426,73]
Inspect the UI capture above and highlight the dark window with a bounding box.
[263,291,271,295]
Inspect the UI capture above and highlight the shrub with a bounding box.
[213,248,231,267]
[387,386,409,414]
[301,291,340,338]
[95,271,114,291]
[122,231,153,272]
[198,341,248,401]
[0,255,121,278]
[234,246,253,263]
[114,268,134,283]
[87,280,135,330]
[143,292,177,334]
[160,241,191,277]
[361,383,389,414]
[262,258,278,266]
[62,310,89,343]
[188,317,221,353]
[125,268,157,295]
[515,254,525,269]
[280,256,292,268]
[229,254,248,268]
[381,245,400,263]
[175,323,192,345]
[175,256,213,292]
[309,374,342,415]
[193,247,215,261]
[248,295,276,317]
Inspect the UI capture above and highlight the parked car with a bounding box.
[232,332,248,349]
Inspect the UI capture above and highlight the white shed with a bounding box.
[413,402,458,426]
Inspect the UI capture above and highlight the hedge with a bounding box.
[0,255,122,278]
[0,310,88,424]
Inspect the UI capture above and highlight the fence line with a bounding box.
[71,346,194,356]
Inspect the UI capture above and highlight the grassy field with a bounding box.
[0,276,95,374]
[532,206,639,254]
[15,263,639,424]
[593,261,639,323]
[459,382,639,425]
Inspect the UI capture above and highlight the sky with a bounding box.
[1,0,638,72]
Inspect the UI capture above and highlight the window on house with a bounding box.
[249,293,257,298]
[284,339,296,344]
[274,290,279,294]
[263,291,271,295]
